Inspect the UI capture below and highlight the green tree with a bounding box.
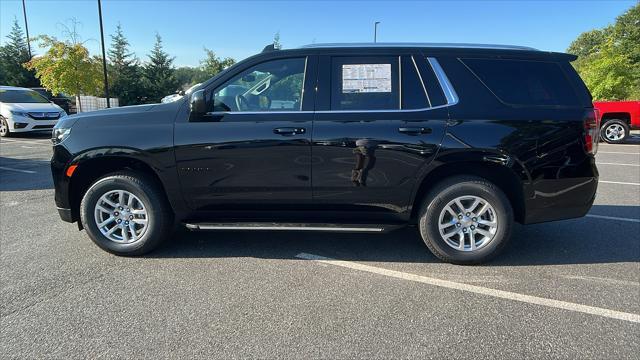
[108,24,143,105]
[24,35,102,112]
[175,66,207,88]
[0,18,38,87]
[143,33,178,102]
[568,3,640,100]
[200,47,235,79]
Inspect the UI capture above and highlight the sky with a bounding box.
[0,0,636,67]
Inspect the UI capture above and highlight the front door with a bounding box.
[174,56,316,212]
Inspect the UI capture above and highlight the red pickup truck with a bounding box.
[593,101,640,143]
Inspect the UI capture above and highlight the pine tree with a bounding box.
[107,24,143,105]
[0,18,39,87]
[143,33,178,102]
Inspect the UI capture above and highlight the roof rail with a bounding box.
[300,42,539,51]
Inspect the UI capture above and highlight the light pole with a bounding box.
[374,21,380,43]
[97,0,110,107]
[21,0,31,58]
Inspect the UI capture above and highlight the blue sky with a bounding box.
[0,0,635,67]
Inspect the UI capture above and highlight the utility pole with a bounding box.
[374,21,380,43]
[21,0,31,58]
[97,0,110,107]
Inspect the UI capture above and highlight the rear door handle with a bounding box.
[398,127,432,135]
[273,127,306,136]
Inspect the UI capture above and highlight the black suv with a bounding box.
[51,43,599,264]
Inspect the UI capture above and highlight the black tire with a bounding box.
[418,176,513,265]
[80,171,173,256]
[0,116,11,138]
[600,119,629,144]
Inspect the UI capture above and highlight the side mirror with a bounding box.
[190,89,207,117]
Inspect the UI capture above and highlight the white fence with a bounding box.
[76,96,119,113]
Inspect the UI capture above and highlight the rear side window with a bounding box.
[331,57,399,111]
[462,58,580,107]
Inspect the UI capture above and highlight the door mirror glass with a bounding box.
[190,89,207,117]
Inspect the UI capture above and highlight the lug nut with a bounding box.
[458,215,463,220]
[119,206,123,210]
[117,219,122,223]
[129,215,134,220]
[463,228,468,233]
[472,217,477,222]
[466,212,471,216]
[124,221,129,225]
[470,225,475,230]
[114,211,119,216]
[456,223,461,227]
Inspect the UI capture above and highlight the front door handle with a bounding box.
[398,127,432,135]
[273,127,306,136]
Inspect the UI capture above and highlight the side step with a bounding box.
[183,222,402,233]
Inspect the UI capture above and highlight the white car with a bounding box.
[0,86,66,137]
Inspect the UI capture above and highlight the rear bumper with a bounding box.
[522,176,598,224]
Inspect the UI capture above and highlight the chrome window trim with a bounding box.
[411,55,432,108]
[202,58,458,116]
[427,57,459,105]
[299,57,308,111]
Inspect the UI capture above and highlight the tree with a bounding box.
[273,31,282,50]
[199,47,235,80]
[175,66,207,89]
[24,35,102,112]
[108,24,143,105]
[0,18,38,87]
[143,33,178,102]
[568,3,639,100]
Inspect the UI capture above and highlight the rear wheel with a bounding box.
[0,116,10,137]
[600,119,629,144]
[418,176,513,264]
[80,172,173,256]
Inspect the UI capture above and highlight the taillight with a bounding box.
[584,109,600,155]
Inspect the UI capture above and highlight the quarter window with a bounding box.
[211,57,306,112]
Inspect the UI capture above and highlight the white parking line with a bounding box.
[296,252,640,324]
[599,180,640,186]
[597,162,640,167]
[0,166,36,174]
[586,214,640,223]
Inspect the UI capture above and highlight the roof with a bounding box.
[300,42,539,51]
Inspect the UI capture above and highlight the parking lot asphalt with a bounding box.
[1,132,639,359]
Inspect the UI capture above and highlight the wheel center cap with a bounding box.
[460,216,473,227]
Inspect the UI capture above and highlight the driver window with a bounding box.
[211,57,306,113]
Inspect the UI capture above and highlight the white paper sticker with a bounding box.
[342,64,392,93]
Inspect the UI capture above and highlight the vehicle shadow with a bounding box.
[150,204,640,266]
[0,157,53,191]
[2,132,52,140]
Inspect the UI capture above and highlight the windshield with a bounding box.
[0,89,51,104]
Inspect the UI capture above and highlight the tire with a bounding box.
[418,176,513,265]
[600,119,629,144]
[0,116,11,137]
[80,171,173,256]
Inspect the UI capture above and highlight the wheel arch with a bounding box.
[410,157,527,224]
[68,151,174,228]
[601,112,631,125]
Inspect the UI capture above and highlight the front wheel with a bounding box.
[0,116,11,137]
[600,119,629,144]
[80,172,173,256]
[418,176,513,264]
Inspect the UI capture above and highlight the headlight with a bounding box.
[10,110,28,117]
[52,127,71,145]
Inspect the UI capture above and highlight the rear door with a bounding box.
[174,56,317,211]
[311,52,450,217]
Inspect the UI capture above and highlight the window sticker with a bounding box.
[342,64,391,93]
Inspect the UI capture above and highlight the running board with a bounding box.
[183,222,400,233]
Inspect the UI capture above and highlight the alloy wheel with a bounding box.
[94,190,149,244]
[438,195,498,251]
[605,124,625,142]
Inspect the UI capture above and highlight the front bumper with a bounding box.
[51,144,75,223]
[6,115,58,132]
